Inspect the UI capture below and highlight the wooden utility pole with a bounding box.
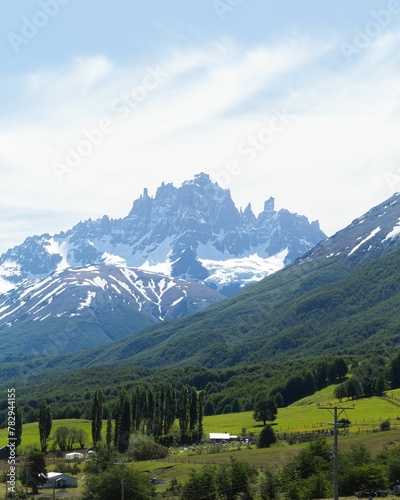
[318,405,354,500]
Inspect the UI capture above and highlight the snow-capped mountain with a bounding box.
[300,192,400,263]
[0,265,225,358]
[0,173,325,296]
[0,265,224,328]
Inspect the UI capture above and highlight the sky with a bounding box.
[1,0,400,254]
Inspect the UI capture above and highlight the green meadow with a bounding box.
[1,387,399,452]
[203,387,400,438]
[1,387,400,499]
[0,419,93,453]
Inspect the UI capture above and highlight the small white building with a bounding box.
[209,433,238,442]
[65,452,84,460]
[42,472,78,489]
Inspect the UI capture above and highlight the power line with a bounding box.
[114,461,125,500]
[318,404,355,500]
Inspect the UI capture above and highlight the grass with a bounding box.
[1,387,400,498]
[203,387,400,439]
[0,418,94,453]
[1,388,399,452]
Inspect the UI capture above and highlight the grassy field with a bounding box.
[203,387,400,438]
[1,387,400,498]
[0,418,93,454]
[1,387,400,451]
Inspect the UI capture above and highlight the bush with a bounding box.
[181,457,257,499]
[260,467,280,499]
[287,434,299,445]
[385,446,400,484]
[57,462,81,475]
[83,464,155,499]
[257,425,277,448]
[339,463,388,496]
[380,419,391,431]
[128,435,168,461]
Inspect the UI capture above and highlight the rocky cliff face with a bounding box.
[0,172,326,295]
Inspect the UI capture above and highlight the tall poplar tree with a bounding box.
[115,389,131,453]
[146,387,155,436]
[38,400,52,452]
[15,403,23,448]
[153,386,164,439]
[164,384,176,435]
[179,386,189,442]
[390,352,400,389]
[197,390,205,441]
[189,387,198,433]
[132,386,143,432]
[106,411,113,450]
[91,388,104,447]
[131,389,137,432]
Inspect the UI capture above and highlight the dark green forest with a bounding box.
[2,351,400,429]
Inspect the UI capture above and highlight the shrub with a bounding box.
[128,435,168,461]
[57,462,81,475]
[257,425,277,448]
[339,463,388,496]
[83,464,155,500]
[181,457,257,499]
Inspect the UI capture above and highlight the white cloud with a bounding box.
[0,31,400,253]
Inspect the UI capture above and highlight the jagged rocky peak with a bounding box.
[264,196,275,212]
[183,172,213,187]
[185,171,209,184]
[127,186,154,219]
[242,202,256,222]
[155,181,175,199]
[136,172,240,231]
[0,172,327,296]
[180,172,229,199]
[181,172,233,205]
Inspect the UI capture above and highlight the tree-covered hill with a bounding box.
[1,248,400,389]
[33,249,400,372]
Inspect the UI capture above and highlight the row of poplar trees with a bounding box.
[91,385,205,453]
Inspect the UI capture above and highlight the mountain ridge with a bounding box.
[0,192,400,384]
[0,264,224,357]
[0,173,326,295]
[300,192,400,264]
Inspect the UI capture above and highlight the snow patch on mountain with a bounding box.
[140,259,173,276]
[101,252,127,266]
[0,261,21,293]
[0,277,13,294]
[92,276,108,290]
[201,249,289,289]
[348,227,381,256]
[78,291,96,310]
[382,219,400,241]
[45,238,70,271]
